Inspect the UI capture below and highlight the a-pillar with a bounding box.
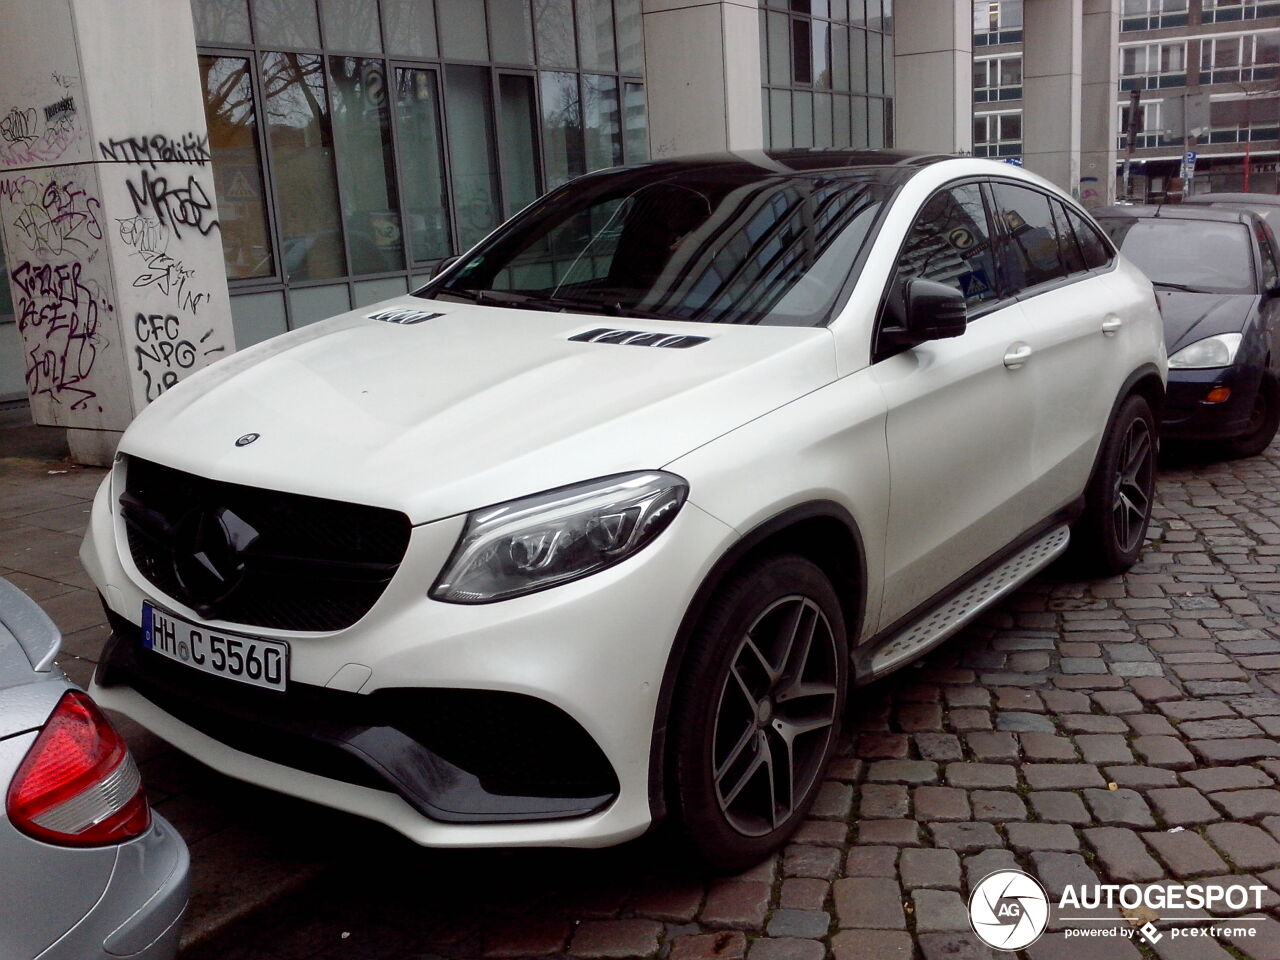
[641,0,764,157]
[1022,0,1084,194]
[0,0,234,465]
[892,0,972,154]
[1080,0,1120,208]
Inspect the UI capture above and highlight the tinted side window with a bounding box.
[991,183,1070,293]
[1064,206,1113,270]
[892,183,999,311]
[1053,201,1087,274]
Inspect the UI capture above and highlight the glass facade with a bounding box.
[192,0,647,341]
[759,0,895,151]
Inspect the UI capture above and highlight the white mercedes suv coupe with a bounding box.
[83,152,1165,869]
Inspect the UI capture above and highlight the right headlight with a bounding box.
[430,471,688,603]
[1168,333,1243,369]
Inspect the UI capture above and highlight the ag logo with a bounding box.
[969,869,1049,950]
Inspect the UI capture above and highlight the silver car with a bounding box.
[0,577,189,960]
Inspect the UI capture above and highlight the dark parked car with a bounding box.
[1094,204,1280,458]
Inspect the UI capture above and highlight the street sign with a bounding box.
[1181,150,1197,180]
[1002,157,1023,166]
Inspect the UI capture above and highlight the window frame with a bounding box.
[1119,40,1188,90]
[973,53,1022,103]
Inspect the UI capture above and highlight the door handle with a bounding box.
[1102,316,1123,335]
[1003,342,1033,369]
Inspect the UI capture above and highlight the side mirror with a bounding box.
[431,255,461,279]
[882,278,968,351]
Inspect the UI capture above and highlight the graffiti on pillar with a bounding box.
[0,174,104,257]
[131,312,225,402]
[0,73,85,167]
[98,132,211,168]
[8,258,111,413]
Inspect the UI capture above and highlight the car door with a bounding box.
[987,181,1129,519]
[872,181,1040,628]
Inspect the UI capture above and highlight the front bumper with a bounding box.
[1162,363,1262,441]
[82,469,736,848]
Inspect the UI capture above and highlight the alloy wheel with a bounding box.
[711,595,840,837]
[1112,417,1154,554]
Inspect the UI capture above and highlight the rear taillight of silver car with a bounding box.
[6,690,150,846]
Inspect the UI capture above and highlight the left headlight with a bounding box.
[431,472,688,603]
[1168,332,1244,369]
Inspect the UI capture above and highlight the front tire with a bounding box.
[669,555,847,873]
[1067,393,1157,577]
[1220,371,1280,460]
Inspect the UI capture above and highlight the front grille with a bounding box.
[121,457,411,632]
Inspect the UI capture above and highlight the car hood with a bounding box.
[119,297,839,524]
[1157,290,1258,355]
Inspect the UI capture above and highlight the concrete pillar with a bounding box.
[641,0,764,157]
[0,0,234,465]
[892,0,972,154]
[1079,0,1120,207]
[1022,0,1083,194]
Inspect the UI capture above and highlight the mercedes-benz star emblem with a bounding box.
[172,505,260,608]
[235,433,260,447]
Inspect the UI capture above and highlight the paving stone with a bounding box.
[897,703,943,733]
[1212,788,1280,820]
[569,920,664,958]
[829,930,912,960]
[1205,823,1280,871]
[485,917,572,957]
[1082,827,1165,882]
[700,882,771,930]
[1030,790,1092,824]
[669,933,748,960]
[856,820,920,846]
[765,909,829,939]
[1147,787,1219,826]
[1020,733,1079,761]
[1077,734,1135,765]
[911,889,969,933]
[1190,738,1280,763]
[747,938,824,960]
[948,708,993,731]
[996,711,1055,733]
[1183,766,1274,792]
[1092,691,1145,715]
[1158,700,1238,721]
[1178,718,1264,739]
[966,731,1020,761]
[779,878,828,911]
[1060,714,1129,734]
[1026,932,1141,960]
[970,790,1027,822]
[833,878,906,929]
[633,882,705,922]
[782,845,842,881]
[793,820,847,847]
[996,688,1046,711]
[1133,736,1196,769]
[1130,677,1183,702]
[946,687,992,708]
[1006,822,1081,852]
[945,762,1017,789]
[1104,765,1179,789]
[860,784,909,819]
[1027,852,1099,899]
[964,848,1020,889]
[1023,764,1106,790]
[899,848,961,890]
[1142,829,1230,877]
[843,845,898,878]
[929,821,1003,853]
[916,932,996,960]
[1125,713,1178,736]
[1150,932,1236,960]
[914,733,964,762]
[914,786,971,822]
[865,760,939,784]
[810,781,854,819]
[855,734,910,759]
[1042,690,1092,713]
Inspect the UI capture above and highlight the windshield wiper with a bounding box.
[439,288,671,321]
[1153,280,1217,294]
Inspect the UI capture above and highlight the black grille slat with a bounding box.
[568,327,709,349]
[122,457,411,632]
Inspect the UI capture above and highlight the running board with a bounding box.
[857,525,1071,683]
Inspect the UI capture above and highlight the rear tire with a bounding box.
[1219,371,1280,460]
[1067,394,1157,578]
[668,555,847,873]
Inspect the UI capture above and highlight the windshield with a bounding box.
[1096,217,1256,294]
[419,167,894,326]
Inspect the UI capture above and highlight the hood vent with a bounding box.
[368,307,444,325]
[569,327,708,349]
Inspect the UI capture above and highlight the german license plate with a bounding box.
[142,602,288,691]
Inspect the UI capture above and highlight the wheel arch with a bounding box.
[646,501,867,825]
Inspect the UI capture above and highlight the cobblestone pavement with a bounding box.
[9,437,1280,960]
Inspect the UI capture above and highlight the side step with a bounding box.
[858,525,1071,683]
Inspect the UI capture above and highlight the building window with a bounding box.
[1120,0,1187,33]
[1206,93,1280,144]
[973,55,1021,103]
[759,0,894,150]
[1116,98,1169,149]
[973,0,1022,47]
[1201,31,1280,85]
[1120,41,1187,90]
[973,111,1021,158]
[1203,0,1280,24]
[191,0,646,332]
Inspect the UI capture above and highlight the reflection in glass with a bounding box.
[813,19,831,89]
[534,0,577,67]
[576,0,617,71]
[384,0,438,57]
[498,75,541,216]
[260,52,345,280]
[394,68,451,261]
[584,74,621,171]
[617,0,644,74]
[489,0,535,63]
[329,57,403,275]
[192,0,251,44]
[254,0,321,48]
[541,71,585,188]
[771,89,793,148]
[438,0,490,60]
[623,81,648,163]
[445,66,501,249]
[200,55,273,280]
[320,0,381,52]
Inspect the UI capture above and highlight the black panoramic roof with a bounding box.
[576,149,957,188]
[1092,203,1256,225]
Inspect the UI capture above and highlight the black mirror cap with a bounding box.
[905,278,967,339]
